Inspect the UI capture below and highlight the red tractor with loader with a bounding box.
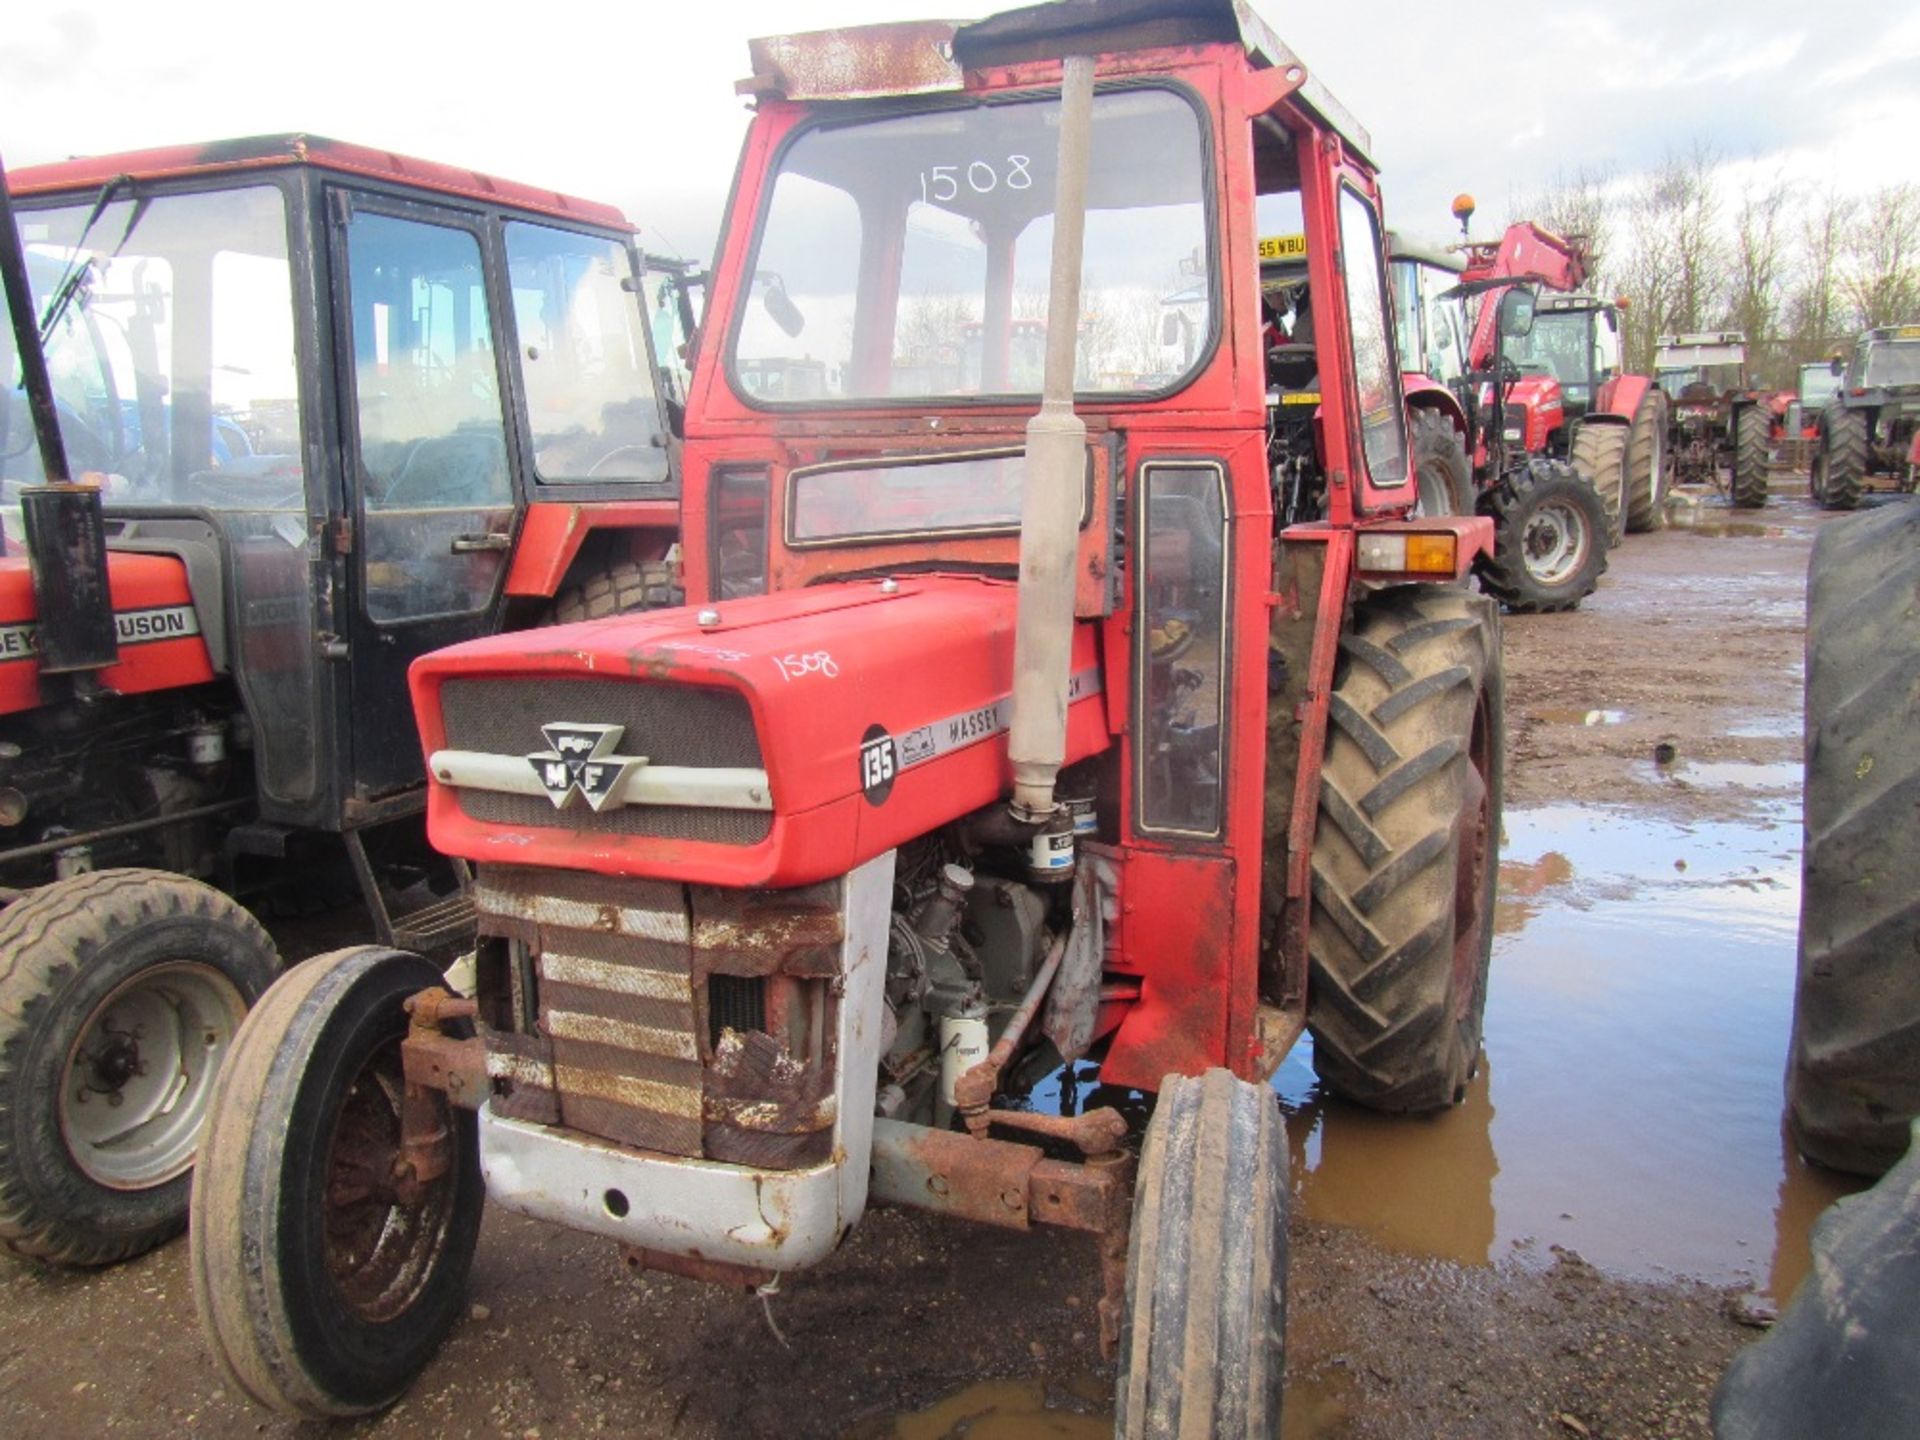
[190,4,1507,1433]
[1391,220,1611,611]
[0,137,690,1267]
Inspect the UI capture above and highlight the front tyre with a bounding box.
[1811,408,1867,511]
[191,947,484,1419]
[1624,387,1670,532]
[1411,407,1472,518]
[1475,459,1610,614]
[1116,1069,1288,1440]
[1307,588,1504,1112]
[0,870,279,1266]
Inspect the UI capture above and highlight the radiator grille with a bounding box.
[706,974,768,1048]
[440,676,770,844]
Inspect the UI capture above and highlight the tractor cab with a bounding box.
[1507,292,1622,427]
[0,137,681,883]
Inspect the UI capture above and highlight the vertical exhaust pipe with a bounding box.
[1007,53,1094,824]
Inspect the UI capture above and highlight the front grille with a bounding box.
[706,974,767,1048]
[440,676,770,844]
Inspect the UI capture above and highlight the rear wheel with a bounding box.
[1811,409,1867,511]
[1786,503,1920,1175]
[1115,1068,1287,1440]
[543,558,681,624]
[1624,388,1669,532]
[192,947,484,1418]
[0,870,279,1266]
[1475,459,1610,614]
[1307,588,1504,1111]
[1568,421,1629,544]
[1411,407,1472,517]
[1731,405,1770,509]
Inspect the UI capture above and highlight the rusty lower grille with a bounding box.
[440,675,770,844]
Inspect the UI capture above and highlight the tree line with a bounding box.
[1520,149,1919,389]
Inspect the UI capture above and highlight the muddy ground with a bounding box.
[0,480,1878,1439]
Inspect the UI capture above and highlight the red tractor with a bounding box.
[190,4,1507,1432]
[1391,221,1611,611]
[0,137,689,1266]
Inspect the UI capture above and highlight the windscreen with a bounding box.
[1863,337,1920,388]
[1507,311,1593,389]
[731,87,1212,403]
[5,185,303,509]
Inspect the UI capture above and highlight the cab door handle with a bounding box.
[450,531,511,553]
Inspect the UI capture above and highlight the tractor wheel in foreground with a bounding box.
[1568,421,1629,545]
[0,869,279,1266]
[543,558,681,624]
[192,947,484,1418]
[1623,386,1669,531]
[1116,1068,1288,1440]
[1730,404,1770,509]
[1810,408,1867,511]
[1411,407,1472,518]
[1307,587,1504,1112]
[1475,459,1609,614]
[1785,503,1920,1176]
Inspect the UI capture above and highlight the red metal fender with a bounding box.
[503,500,682,598]
[0,552,215,716]
[411,574,1110,889]
[1595,372,1654,425]
[1400,374,1470,441]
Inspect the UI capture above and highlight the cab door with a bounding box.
[328,189,519,802]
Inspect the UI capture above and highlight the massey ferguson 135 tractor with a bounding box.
[191,5,1506,1431]
[1390,224,1611,612]
[1811,323,1920,509]
[0,137,687,1267]
[1653,330,1775,507]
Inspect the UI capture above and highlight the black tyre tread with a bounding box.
[1117,1068,1287,1440]
[543,559,681,624]
[1787,504,1920,1175]
[1307,589,1503,1113]
[1410,407,1472,517]
[1815,409,1868,511]
[1731,405,1770,509]
[1568,422,1628,544]
[1474,459,1610,614]
[0,869,278,1266]
[192,946,481,1418]
[1624,387,1669,531]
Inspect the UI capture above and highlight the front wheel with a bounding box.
[191,947,484,1419]
[1410,407,1472,518]
[1624,387,1670,532]
[1115,1068,1288,1439]
[1307,587,1504,1111]
[1730,405,1770,509]
[1811,409,1867,511]
[1475,460,1610,614]
[0,870,279,1266]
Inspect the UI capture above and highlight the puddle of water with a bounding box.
[1643,757,1801,790]
[1273,801,1866,1301]
[1726,713,1802,741]
[847,1372,1354,1439]
[1534,707,1627,726]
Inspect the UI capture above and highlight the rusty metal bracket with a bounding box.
[400,986,485,1111]
[980,1105,1128,1155]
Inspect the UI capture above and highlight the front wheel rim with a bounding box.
[1521,497,1591,587]
[59,962,248,1190]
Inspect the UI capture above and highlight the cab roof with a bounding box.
[7,133,632,232]
[1387,232,1463,272]
[740,0,1373,165]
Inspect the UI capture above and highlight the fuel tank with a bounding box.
[411,574,1111,889]
[0,550,215,715]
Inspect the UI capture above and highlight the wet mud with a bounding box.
[0,491,1877,1439]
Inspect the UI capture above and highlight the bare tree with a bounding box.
[1783,187,1852,369]
[1525,165,1618,294]
[1840,183,1920,331]
[1726,180,1789,384]
[1615,144,1726,373]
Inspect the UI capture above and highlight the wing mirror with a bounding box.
[759,273,804,339]
[1497,287,1536,339]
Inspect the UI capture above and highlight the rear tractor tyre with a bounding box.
[1730,405,1770,509]
[1624,387,1670,532]
[1811,409,1867,512]
[543,558,682,624]
[1475,459,1610,614]
[1411,407,1472,518]
[191,947,484,1418]
[1307,587,1504,1112]
[1116,1068,1288,1440]
[1568,421,1629,544]
[0,870,279,1266]
[1785,504,1920,1176]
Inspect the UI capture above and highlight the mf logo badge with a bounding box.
[527,723,645,812]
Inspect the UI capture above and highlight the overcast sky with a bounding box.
[4,0,1916,262]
